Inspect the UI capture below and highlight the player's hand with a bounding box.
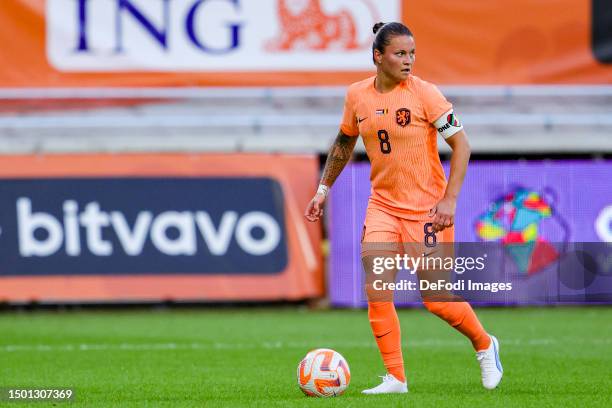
[304,193,326,222]
[428,197,456,232]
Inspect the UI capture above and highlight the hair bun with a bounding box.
[372,22,385,35]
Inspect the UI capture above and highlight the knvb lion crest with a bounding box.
[266,0,379,51]
[395,108,411,127]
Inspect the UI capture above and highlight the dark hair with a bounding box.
[372,22,413,64]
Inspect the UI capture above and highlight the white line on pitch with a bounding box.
[0,338,609,353]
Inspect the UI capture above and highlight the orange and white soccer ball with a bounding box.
[296,348,350,397]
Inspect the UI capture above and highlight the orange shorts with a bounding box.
[361,205,454,258]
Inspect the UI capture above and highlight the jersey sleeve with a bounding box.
[339,85,359,137]
[421,82,453,124]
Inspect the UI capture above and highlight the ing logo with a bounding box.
[266,0,379,51]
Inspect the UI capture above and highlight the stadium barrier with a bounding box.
[0,154,323,303]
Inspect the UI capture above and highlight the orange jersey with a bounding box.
[340,75,453,220]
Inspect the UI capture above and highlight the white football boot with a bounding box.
[362,374,408,395]
[476,334,503,389]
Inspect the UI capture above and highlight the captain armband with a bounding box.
[434,109,464,139]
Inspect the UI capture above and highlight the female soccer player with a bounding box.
[305,22,503,394]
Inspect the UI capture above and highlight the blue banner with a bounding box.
[0,178,288,275]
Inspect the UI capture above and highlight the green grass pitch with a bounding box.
[0,307,611,407]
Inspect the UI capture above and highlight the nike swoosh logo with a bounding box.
[376,330,392,339]
[358,117,368,123]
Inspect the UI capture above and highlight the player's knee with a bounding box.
[364,284,393,302]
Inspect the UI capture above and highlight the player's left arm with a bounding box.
[429,119,471,232]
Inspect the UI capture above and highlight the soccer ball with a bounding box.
[296,348,350,397]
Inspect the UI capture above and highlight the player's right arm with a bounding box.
[305,84,360,222]
[304,130,357,222]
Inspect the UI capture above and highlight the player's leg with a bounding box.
[404,221,503,389]
[361,207,408,394]
[423,298,502,389]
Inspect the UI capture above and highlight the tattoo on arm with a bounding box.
[320,131,358,187]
